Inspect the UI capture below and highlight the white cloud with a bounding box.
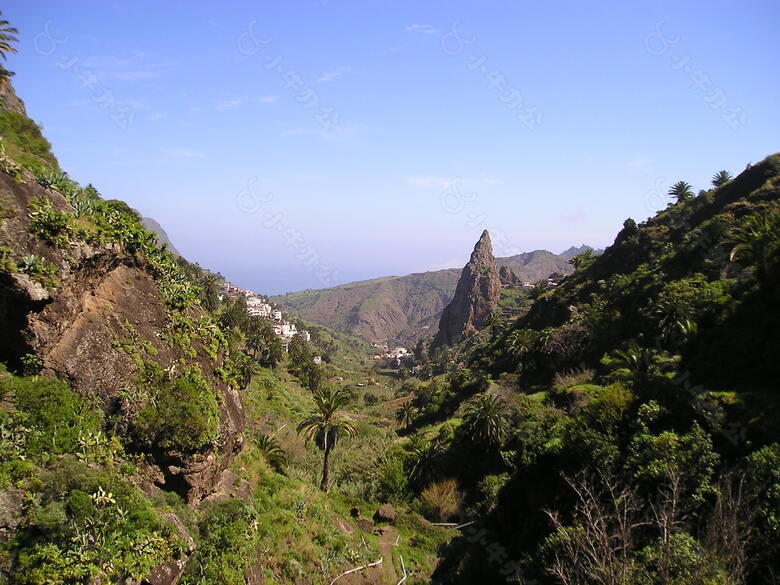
[162,148,205,159]
[216,96,279,110]
[621,157,653,173]
[405,24,438,34]
[316,66,352,84]
[280,128,309,136]
[146,112,166,120]
[404,176,450,189]
[80,51,175,81]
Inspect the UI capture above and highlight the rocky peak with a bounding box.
[499,265,520,287]
[433,230,501,347]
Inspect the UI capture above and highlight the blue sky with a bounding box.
[5,1,779,294]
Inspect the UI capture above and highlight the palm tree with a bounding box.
[395,401,416,428]
[668,181,694,203]
[486,311,503,330]
[727,210,780,277]
[711,170,733,188]
[255,434,287,473]
[461,393,511,447]
[569,249,595,270]
[406,433,443,489]
[297,385,357,492]
[529,281,548,300]
[653,300,697,347]
[232,351,259,389]
[613,343,652,386]
[245,318,284,367]
[0,13,18,81]
[198,271,221,311]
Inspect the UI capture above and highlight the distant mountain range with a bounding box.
[140,216,180,256]
[272,247,598,343]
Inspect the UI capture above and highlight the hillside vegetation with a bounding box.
[0,75,452,584]
[391,155,780,585]
[273,251,574,344]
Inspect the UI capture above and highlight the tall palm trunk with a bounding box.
[320,437,332,492]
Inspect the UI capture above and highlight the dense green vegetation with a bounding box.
[388,155,780,584]
[0,374,182,583]
[2,19,778,582]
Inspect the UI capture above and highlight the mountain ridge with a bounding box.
[272,247,591,342]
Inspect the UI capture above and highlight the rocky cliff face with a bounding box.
[499,265,520,287]
[0,170,244,503]
[433,230,501,347]
[0,77,26,115]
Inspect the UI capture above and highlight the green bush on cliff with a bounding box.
[134,369,220,452]
[27,196,73,248]
[0,375,102,462]
[0,108,58,171]
[12,458,181,585]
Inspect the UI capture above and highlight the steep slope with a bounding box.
[433,230,501,347]
[0,169,244,502]
[274,269,461,342]
[497,249,573,280]
[408,154,780,585]
[274,250,575,343]
[141,215,181,256]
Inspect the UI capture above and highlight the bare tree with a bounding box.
[545,471,647,585]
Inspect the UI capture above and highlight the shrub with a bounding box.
[255,433,287,473]
[0,108,58,168]
[2,375,102,460]
[419,478,462,522]
[28,196,73,248]
[181,499,259,585]
[13,458,180,583]
[134,369,219,452]
[0,246,16,271]
[476,473,509,513]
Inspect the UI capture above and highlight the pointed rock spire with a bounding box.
[433,230,501,347]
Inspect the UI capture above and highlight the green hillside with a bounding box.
[273,251,575,344]
[391,155,780,584]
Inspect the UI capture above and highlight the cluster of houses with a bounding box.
[371,343,413,367]
[517,272,566,291]
[219,281,314,351]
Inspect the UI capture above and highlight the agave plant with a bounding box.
[34,169,69,191]
[18,254,43,274]
[68,191,96,217]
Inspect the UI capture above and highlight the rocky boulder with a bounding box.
[373,504,396,524]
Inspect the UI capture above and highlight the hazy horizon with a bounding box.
[5,1,778,295]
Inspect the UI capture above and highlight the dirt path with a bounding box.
[377,526,398,584]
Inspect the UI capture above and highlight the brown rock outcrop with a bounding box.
[433,230,501,347]
[0,171,244,503]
